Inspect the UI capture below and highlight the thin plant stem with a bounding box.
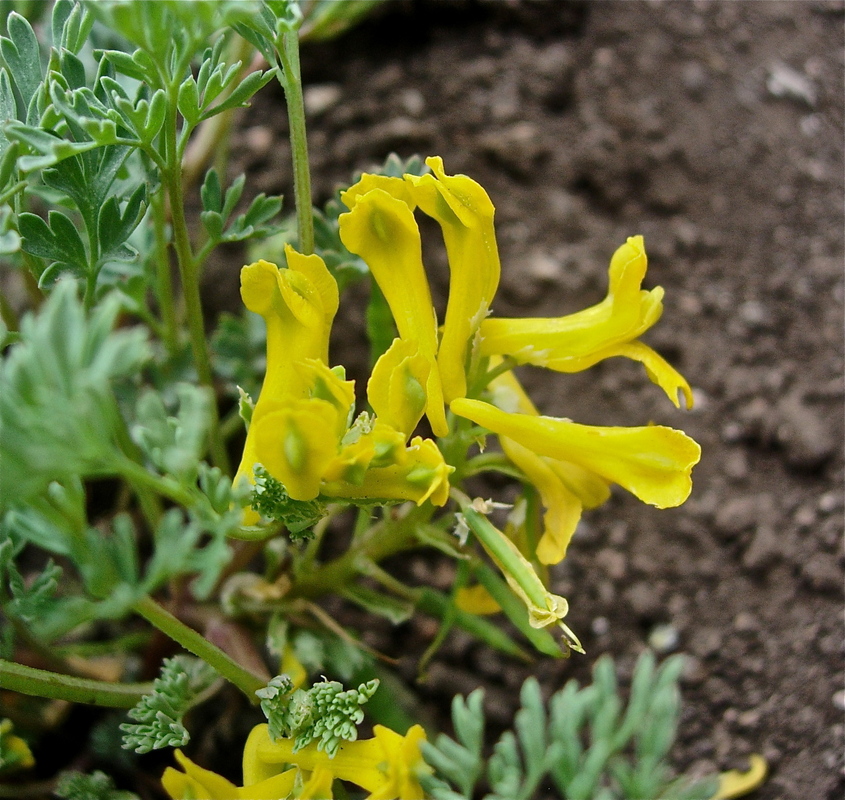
[0,658,152,708]
[163,83,230,474]
[132,594,266,700]
[277,29,314,254]
[150,191,179,355]
[289,505,430,599]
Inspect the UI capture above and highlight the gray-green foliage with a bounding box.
[0,0,281,308]
[257,674,380,757]
[250,465,326,536]
[0,281,149,511]
[421,652,719,800]
[55,770,139,800]
[120,655,218,754]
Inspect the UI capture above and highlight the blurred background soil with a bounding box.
[214,1,844,798]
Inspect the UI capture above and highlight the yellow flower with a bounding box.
[0,719,34,774]
[322,435,452,507]
[479,236,694,408]
[234,251,452,513]
[243,722,430,800]
[339,185,447,436]
[711,754,768,800]
[450,396,701,510]
[488,369,610,564]
[162,749,298,800]
[233,248,340,511]
[405,156,500,402]
[368,338,431,438]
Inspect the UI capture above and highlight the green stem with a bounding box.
[163,85,230,474]
[132,595,265,700]
[0,288,18,332]
[151,191,179,355]
[116,457,196,509]
[0,658,152,708]
[276,29,314,254]
[289,506,428,599]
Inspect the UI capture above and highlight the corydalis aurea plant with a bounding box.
[236,156,700,646]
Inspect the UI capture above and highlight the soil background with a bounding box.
[220,1,844,799]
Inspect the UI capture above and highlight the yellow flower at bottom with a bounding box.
[243,722,430,800]
[162,749,297,800]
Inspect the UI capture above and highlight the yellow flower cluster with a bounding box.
[162,722,429,800]
[236,156,700,568]
[233,247,451,525]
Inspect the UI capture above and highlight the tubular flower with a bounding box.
[243,722,430,800]
[233,249,453,514]
[451,396,701,511]
[479,236,694,409]
[233,248,340,505]
[338,184,447,436]
[489,368,610,564]
[405,155,500,402]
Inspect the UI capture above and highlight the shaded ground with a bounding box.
[223,2,844,798]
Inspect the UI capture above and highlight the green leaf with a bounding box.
[0,282,150,512]
[4,122,104,171]
[0,12,42,118]
[176,76,200,126]
[197,67,275,122]
[121,656,217,754]
[53,0,95,55]
[97,182,146,262]
[131,383,212,482]
[55,770,139,800]
[341,584,414,625]
[18,209,88,273]
[95,49,150,84]
[257,675,379,757]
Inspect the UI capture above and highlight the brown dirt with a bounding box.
[224,2,844,798]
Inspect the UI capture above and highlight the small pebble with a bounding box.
[733,612,759,633]
[303,83,342,116]
[648,623,680,653]
[767,61,817,106]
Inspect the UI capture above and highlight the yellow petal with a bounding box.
[451,398,700,509]
[500,436,584,564]
[163,750,240,800]
[322,436,452,507]
[281,643,307,691]
[711,754,768,800]
[338,187,448,436]
[298,766,335,799]
[368,338,430,438]
[406,156,500,401]
[486,368,611,563]
[238,770,298,799]
[234,253,340,497]
[479,237,672,382]
[455,584,501,615]
[341,173,416,212]
[252,399,341,501]
[244,723,430,799]
[297,359,357,439]
[612,340,694,409]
